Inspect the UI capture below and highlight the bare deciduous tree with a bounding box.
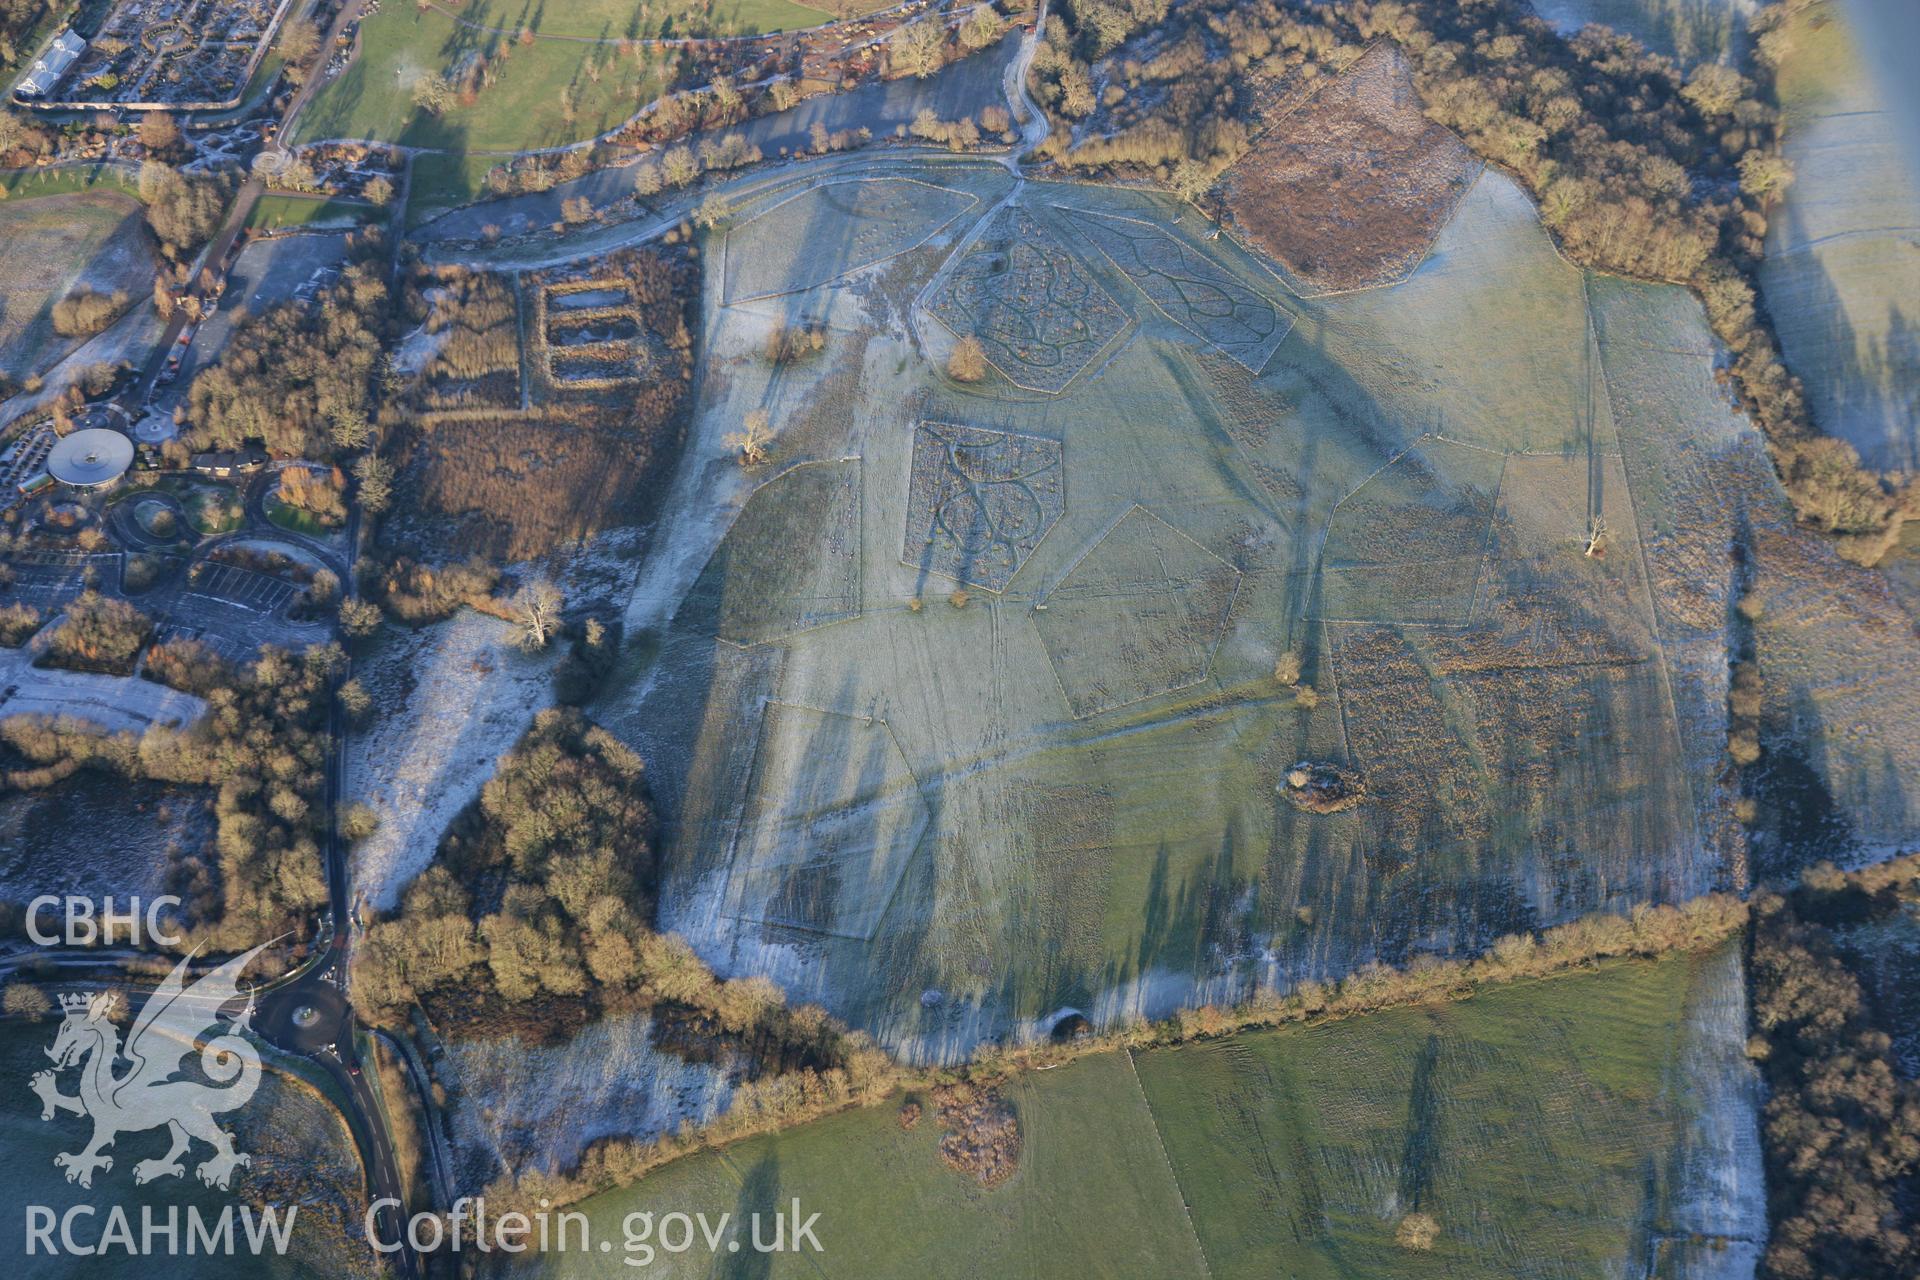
[512,578,565,650]
[947,334,989,382]
[724,408,773,465]
[889,18,947,79]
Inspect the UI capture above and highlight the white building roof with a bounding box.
[16,29,85,98]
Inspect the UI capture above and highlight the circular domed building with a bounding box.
[46,427,134,490]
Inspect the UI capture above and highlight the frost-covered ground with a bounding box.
[440,1012,737,1188]
[0,302,166,434]
[1761,0,1920,471]
[0,771,209,905]
[1527,0,1755,64]
[0,640,205,733]
[1662,944,1767,1278]
[344,612,564,910]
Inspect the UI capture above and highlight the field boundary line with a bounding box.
[1419,432,1508,457]
[698,455,868,650]
[1584,273,1713,872]
[1308,433,1503,628]
[511,272,532,411]
[1030,506,1244,720]
[1462,450,1510,627]
[1122,1047,1217,1280]
[722,699,932,941]
[1324,618,1356,763]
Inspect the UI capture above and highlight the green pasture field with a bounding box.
[291,3,673,152]
[510,1047,1209,1278]
[0,162,140,200]
[1135,950,1719,1278]
[449,0,834,40]
[508,950,1730,1278]
[247,193,379,231]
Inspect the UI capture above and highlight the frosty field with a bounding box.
[577,150,1787,1062]
[1761,0,1920,470]
[346,612,567,910]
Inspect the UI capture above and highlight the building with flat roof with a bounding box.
[15,29,85,99]
[47,428,134,490]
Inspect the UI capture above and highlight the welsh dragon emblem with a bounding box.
[30,944,266,1190]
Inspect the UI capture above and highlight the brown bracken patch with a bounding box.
[1222,43,1481,294]
[934,1083,1021,1188]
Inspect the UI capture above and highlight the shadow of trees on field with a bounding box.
[720,1151,781,1279]
[1766,197,1920,472]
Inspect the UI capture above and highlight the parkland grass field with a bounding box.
[292,3,676,152]
[0,190,154,383]
[451,0,835,39]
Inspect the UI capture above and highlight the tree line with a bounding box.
[489,890,1751,1214]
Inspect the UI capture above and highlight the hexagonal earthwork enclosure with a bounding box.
[726,703,931,940]
[1314,439,1505,626]
[1034,507,1243,718]
[923,207,1131,393]
[1061,207,1294,373]
[900,421,1064,592]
